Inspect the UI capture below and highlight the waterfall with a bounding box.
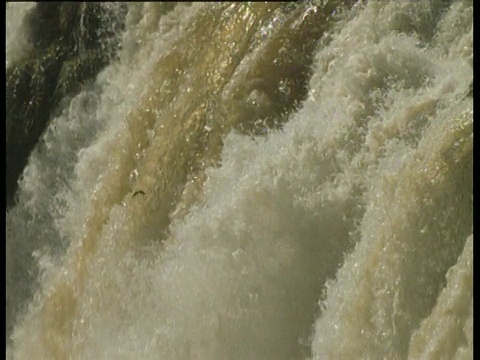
[6,1,472,359]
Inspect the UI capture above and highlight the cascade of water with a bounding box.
[6,1,472,359]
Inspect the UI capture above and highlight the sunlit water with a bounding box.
[6,1,472,359]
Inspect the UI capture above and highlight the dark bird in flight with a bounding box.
[132,190,146,197]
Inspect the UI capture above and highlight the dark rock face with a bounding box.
[6,2,127,210]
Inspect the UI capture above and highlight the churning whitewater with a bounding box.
[6,1,472,359]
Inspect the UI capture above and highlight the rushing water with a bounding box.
[6,1,472,359]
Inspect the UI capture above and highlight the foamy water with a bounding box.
[7,1,472,359]
[6,2,36,68]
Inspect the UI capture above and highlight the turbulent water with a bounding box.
[6,1,473,359]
